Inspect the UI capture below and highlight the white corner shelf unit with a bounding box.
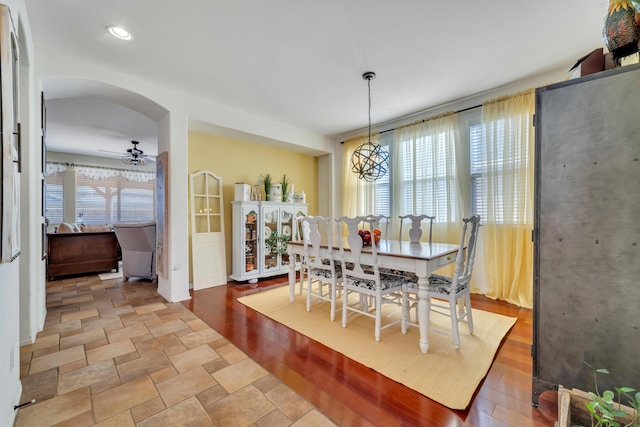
[230,201,308,282]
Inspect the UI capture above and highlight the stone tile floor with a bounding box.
[15,275,335,427]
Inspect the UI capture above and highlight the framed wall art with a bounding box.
[0,5,21,262]
[155,151,168,278]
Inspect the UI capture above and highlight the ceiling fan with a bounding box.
[99,140,155,166]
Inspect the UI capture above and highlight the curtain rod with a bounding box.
[340,103,481,143]
[47,161,155,173]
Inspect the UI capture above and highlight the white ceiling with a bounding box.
[46,98,159,159]
[25,0,610,158]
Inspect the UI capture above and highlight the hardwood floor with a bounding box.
[183,275,559,427]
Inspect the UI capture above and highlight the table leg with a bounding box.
[289,256,296,303]
[417,275,430,353]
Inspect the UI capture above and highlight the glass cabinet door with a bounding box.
[243,207,258,274]
[279,206,295,267]
[263,206,279,271]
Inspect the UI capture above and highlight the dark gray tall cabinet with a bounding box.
[532,63,640,404]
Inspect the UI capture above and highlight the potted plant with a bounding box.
[557,364,640,427]
[260,173,271,201]
[280,174,290,202]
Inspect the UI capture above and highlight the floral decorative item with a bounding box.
[603,0,639,64]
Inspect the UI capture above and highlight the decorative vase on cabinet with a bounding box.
[230,201,308,282]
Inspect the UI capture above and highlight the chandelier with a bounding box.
[122,156,147,166]
[122,141,149,166]
[351,71,389,182]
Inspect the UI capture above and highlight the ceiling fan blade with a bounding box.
[98,142,156,163]
[98,149,125,155]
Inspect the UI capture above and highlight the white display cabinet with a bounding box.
[230,201,308,282]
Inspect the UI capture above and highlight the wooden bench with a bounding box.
[46,231,119,280]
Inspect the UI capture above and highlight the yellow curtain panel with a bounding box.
[480,89,535,308]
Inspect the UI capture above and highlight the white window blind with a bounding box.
[356,137,391,218]
[398,133,457,221]
[366,143,391,217]
[75,166,155,224]
[470,117,530,224]
[44,169,64,224]
[469,122,487,220]
[119,186,155,221]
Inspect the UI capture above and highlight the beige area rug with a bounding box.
[238,284,517,410]
[98,271,123,280]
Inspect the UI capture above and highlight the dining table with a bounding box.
[286,238,460,353]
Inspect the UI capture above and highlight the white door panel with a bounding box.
[190,170,226,289]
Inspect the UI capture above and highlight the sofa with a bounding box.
[46,223,119,280]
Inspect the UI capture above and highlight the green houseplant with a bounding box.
[266,230,290,255]
[280,174,290,202]
[260,173,271,201]
[584,364,640,427]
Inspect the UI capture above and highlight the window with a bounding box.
[44,168,65,224]
[397,131,458,222]
[75,166,155,225]
[361,138,390,217]
[469,115,532,224]
[393,113,460,225]
[469,122,487,220]
[119,186,155,221]
[346,115,461,227]
[347,107,533,228]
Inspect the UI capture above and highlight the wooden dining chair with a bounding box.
[294,215,311,296]
[398,214,435,244]
[401,214,481,349]
[335,216,405,341]
[365,215,390,239]
[302,216,343,321]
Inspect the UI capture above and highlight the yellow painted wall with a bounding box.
[187,130,318,283]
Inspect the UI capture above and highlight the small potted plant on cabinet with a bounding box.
[280,174,290,202]
[260,174,271,201]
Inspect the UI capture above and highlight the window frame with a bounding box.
[75,168,156,225]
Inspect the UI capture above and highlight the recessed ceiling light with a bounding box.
[106,26,133,40]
